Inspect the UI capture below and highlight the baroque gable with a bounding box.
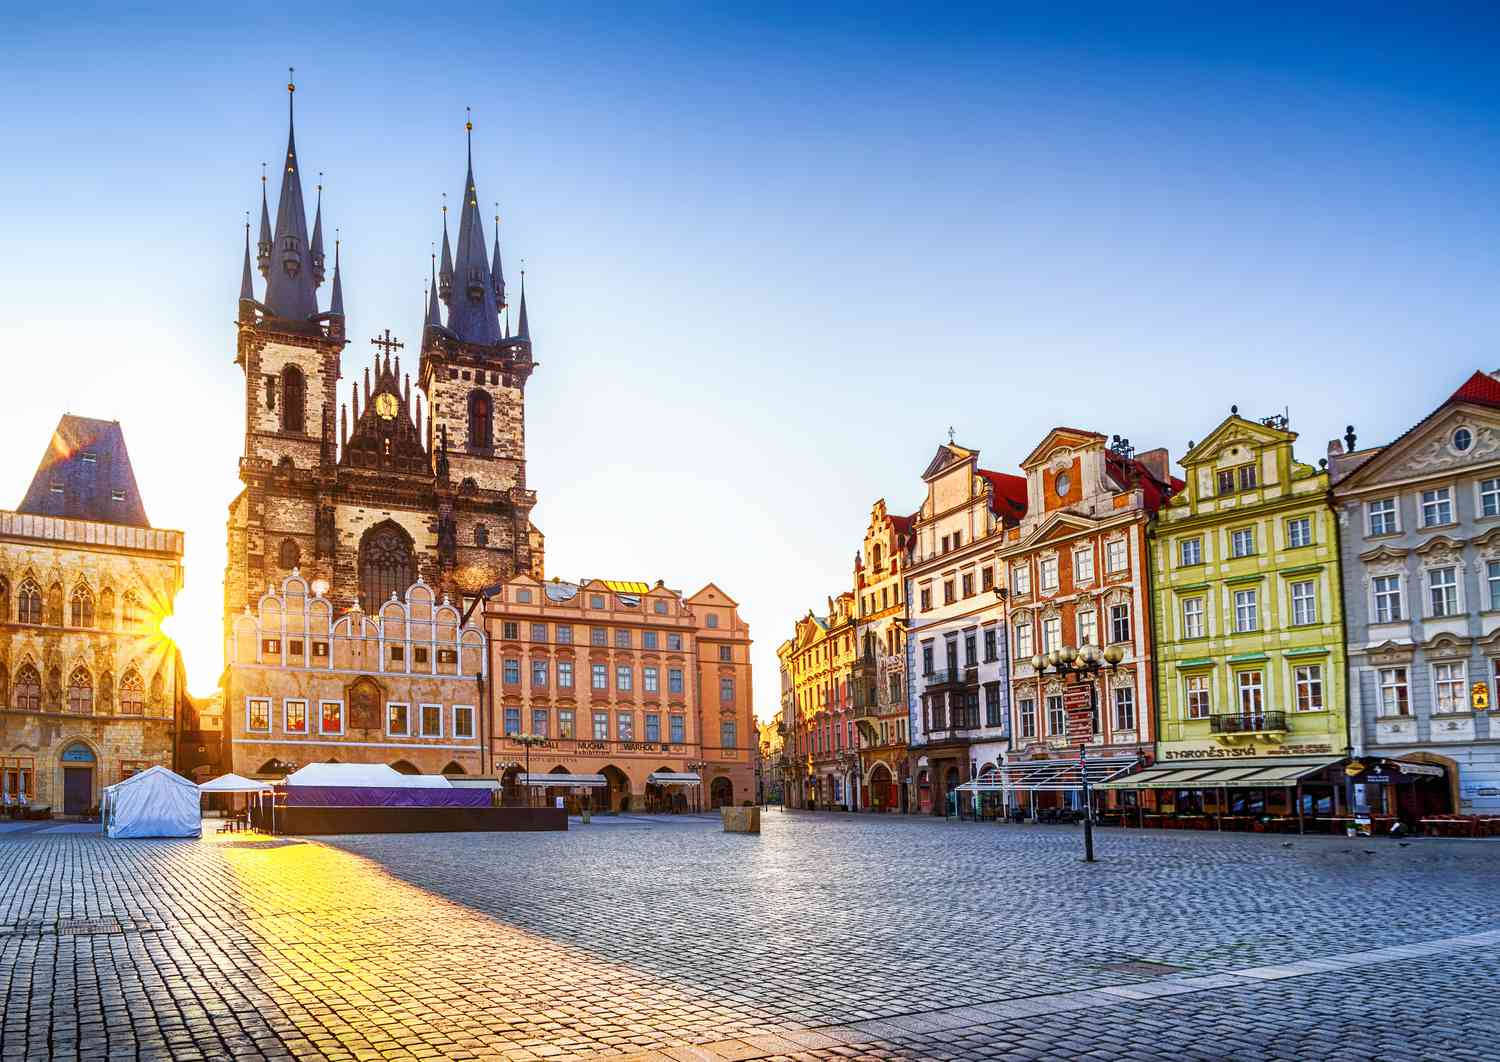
[1345,406,1500,488]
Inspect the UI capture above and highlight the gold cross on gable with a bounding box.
[947,425,956,444]
[369,329,404,356]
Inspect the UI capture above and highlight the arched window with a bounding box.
[121,591,141,628]
[467,390,493,451]
[358,521,415,612]
[279,538,300,570]
[872,544,883,570]
[99,587,115,627]
[281,364,306,433]
[17,580,41,625]
[13,665,40,710]
[70,585,94,628]
[118,670,144,715]
[45,583,63,626]
[67,668,93,715]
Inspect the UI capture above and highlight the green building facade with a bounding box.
[1148,412,1348,780]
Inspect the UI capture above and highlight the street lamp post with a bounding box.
[514,733,547,807]
[687,758,708,812]
[1030,642,1125,863]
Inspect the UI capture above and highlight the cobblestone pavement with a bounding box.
[1,810,1497,1060]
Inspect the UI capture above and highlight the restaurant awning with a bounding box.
[519,773,608,788]
[1097,756,1342,790]
[646,772,702,786]
[955,757,1139,793]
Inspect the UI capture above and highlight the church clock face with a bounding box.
[374,392,399,420]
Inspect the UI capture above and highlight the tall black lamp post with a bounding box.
[514,733,547,807]
[687,758,709,812]
[1030,642,1125,863]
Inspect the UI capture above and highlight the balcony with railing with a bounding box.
[1209,711,1289,735]
[925,667,978,691]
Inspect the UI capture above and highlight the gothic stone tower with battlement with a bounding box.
[225,81,543,637]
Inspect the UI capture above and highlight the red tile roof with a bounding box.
[1450,370,1500,409]
[978,469,1028,520]
[1105,453,1180,513]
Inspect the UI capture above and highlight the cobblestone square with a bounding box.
[2,812,1497,1061]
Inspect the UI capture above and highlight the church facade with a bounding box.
[224,81,541,775]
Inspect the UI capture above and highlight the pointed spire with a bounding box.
[329,232,344,316]
[264,70,319,321]
[444,107,502,344]
[239,218,255,302]
[491,204,506,310]
[438,196,453,303]
[310,176,326,288]
[426,252,442,328]
[257,164,272,276]
[515,269,529,340]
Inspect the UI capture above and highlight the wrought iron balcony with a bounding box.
[925,667,979,690]
[1210,711,1288,735]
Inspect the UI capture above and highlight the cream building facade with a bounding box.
[225,572,486,778]
[1,417,185,814]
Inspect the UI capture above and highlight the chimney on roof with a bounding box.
[1327,438,1345,458]
[1135,448,1170,485]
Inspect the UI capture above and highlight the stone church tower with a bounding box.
[225,80,542,631]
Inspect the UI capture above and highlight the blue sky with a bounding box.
[2,4,1497,709]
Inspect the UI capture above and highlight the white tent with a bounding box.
[283,763,452,788]
[197,772,273,794]
[104,766,201,839]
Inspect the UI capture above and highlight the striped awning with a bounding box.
[647,772,701,786]
[1097,757,1341,790]
[519,773,607,788]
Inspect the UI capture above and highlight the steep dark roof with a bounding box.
[978,468,1028,520]
[17,416,150,526]
[1105,452,1180,513]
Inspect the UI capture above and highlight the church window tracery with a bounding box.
[119,670,144,715]
[358,522,416,612]
[70,585,94,628]
[67,667,93,715]
[14,665,40,711]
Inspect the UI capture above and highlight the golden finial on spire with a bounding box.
[465,105,472,134]
[260,161,267,186]
[441,192,447,218]
[288,66,295,93]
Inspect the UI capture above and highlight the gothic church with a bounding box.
[226,80,543,632]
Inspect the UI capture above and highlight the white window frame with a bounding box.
[1182,596,1205,639]
[1108,603,1131,644]
[246,696,271,733]
[283,698,309,735]
[1487,560,1500,612]
[1293,664,1323,712]
[1233,588,1258,633]
[1046,695,1065,736]
[1018,696,1037,738]
[1377,667,1409,717]
[1367,497,1399,536]
[1039,556,1059,592]
[616,665,633,692]
[1290,580,1318,626]
[558,660,574,688]
[318,699,345,735]
[1014,618,1034,659]
[1236,670,1264,715]
[1420,486,1453,528]
[1042,616,1062,652]
[1105,538,1128,574]
[1286,516,1312,548]
[385,701,411,737]
[1371,574,1403,624]
[419,702,443,738]
[1432,661,1466,714]
[1076,607,1097,647]
[1011,563,1031,595]
[1184,675,1211,720]
[452,704,476,740]
[1231,527,1255,558]
[1179,537,1202,566]
[1480,477,1500,519]
[1427,566,1459,618]
[1073,546,1095,584]
[1112,686,1135,731]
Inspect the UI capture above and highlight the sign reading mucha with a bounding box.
[347,676,383,730]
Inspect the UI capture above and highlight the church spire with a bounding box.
[256,165,271,277]
[516,270,529,341]
[310,177,326,288]
[426,252,442,329]
[263,70,319,321]
[444,108,502,345]
[437,196,453,303]
[329,233,344,317]
[239,219,255,302]
[491,205,506,310]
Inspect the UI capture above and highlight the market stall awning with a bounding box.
[1098,756,1342,790]
[955,757,1139,793]
[519,773,607,788]
[197,772,274,794]
[647,772,702,786]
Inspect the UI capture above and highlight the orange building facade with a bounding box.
[483,576,753,811]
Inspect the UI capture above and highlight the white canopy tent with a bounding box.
[198,772,276,833]
[283,763,452,788]
[103,766,201,839]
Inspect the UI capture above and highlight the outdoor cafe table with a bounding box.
[1422,817,1479,838]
